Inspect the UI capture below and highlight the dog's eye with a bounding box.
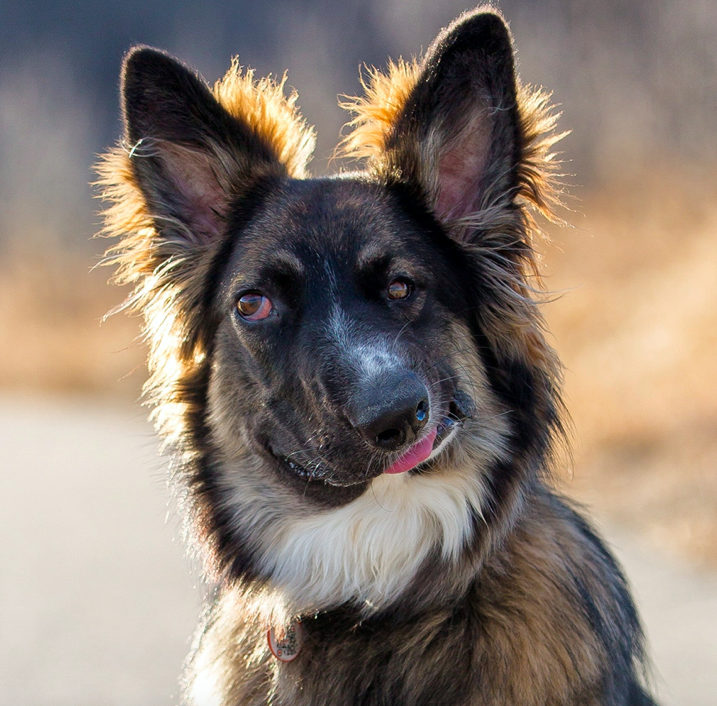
[237,292,273,321]
[387,279,412,301]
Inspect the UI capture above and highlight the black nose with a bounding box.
[349,371,429,451]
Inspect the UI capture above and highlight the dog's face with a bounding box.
[209,177,480,499]
[100,10,563,605]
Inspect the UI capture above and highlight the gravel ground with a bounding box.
[0,395,715,705]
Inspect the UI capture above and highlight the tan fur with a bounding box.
[475,497,608,705]
[213,60,316,179]
[337,58,422,163]
[187,588,277,706]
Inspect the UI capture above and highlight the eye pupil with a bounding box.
[238,294,261,316]
[237,292,273,320]
[387,279,411,300]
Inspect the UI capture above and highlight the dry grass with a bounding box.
[544,170,717,568]
[0,251,145,398]
[0,169,714,567]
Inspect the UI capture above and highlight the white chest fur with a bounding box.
[261,462,486,613]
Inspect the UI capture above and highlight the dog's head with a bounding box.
[99,9,564,602]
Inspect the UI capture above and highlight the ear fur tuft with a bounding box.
[514,84,568,226]
[337,46,566,232]
[213,60,316,179]
[337,58,422,164]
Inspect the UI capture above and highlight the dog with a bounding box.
[97,7,656,705]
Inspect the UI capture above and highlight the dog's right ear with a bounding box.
[97,48,314,368]
[120,46,299,247]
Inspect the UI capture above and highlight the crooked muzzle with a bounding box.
[347,369,430,453]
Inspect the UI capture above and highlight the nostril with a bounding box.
[376,427,403,446]
[349,371,430,451]
[416,400,428,424]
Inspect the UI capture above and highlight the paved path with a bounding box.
[0,396,715,705]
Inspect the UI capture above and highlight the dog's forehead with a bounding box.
[234,178,421,269]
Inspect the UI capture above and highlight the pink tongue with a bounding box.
[384,428,438,475]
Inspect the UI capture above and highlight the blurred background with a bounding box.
[0,1,715,704]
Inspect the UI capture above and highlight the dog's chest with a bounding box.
[270,609,478,706]
[259,467,485,613]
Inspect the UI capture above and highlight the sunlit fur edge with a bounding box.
[93,60,316,446]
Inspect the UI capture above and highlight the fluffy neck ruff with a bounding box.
[230,419,510,616]
[264,465,485,614]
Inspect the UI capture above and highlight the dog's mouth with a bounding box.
[385,392,474,475]
[272,391,475,486]
[283,455,329,480]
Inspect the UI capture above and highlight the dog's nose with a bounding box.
[349,371,429,451]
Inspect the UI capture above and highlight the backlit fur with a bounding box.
[98,7,656,706]
[96,60,315,447]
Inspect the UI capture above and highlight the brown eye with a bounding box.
[236,292,273,321]
[387,279,412,300]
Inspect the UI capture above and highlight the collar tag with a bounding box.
[267,620,302,662]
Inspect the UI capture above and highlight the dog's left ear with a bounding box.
[341,9,526,235]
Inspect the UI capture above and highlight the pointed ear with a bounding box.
[96,46,315,366]
[341,10,529,234]
[406,11,520,222]
[119,46,313,246]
